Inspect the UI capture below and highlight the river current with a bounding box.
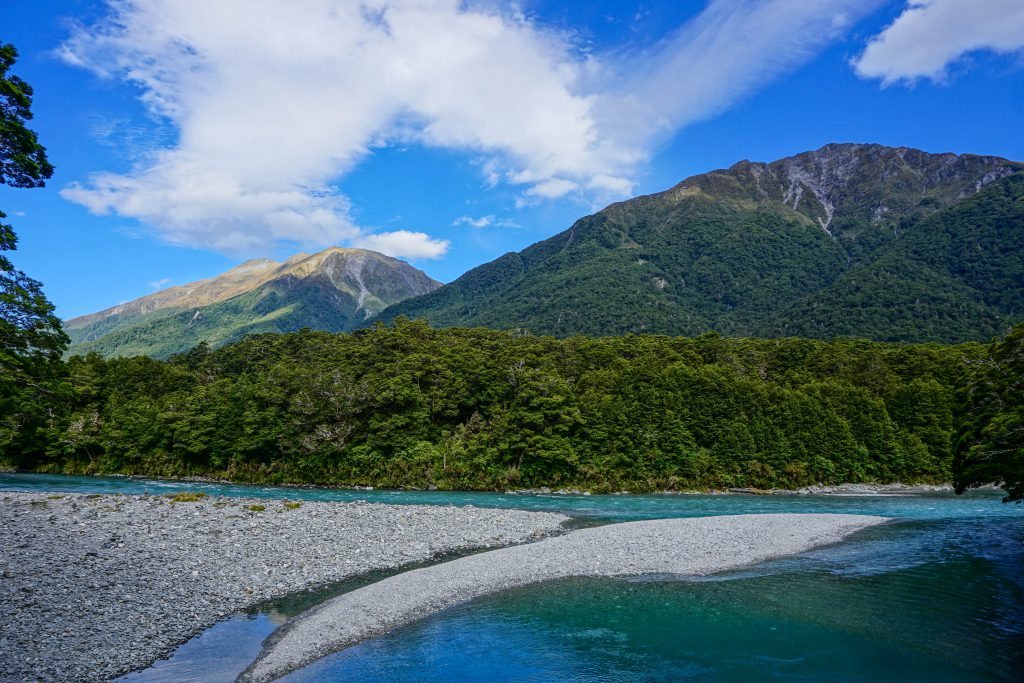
[3,473,1021,682]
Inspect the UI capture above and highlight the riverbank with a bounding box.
[241,513,888,682]
[506,482,955,496]
[0,492,569,683]
[5,468,965,498]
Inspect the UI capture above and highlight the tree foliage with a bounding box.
[0,41,68,460]
[3,321,981,492]
[953,324,1024,502]
[1,43,53,188]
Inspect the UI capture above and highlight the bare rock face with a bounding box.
[681,143,1022,235]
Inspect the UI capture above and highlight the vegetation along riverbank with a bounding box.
[4,320,1021,497]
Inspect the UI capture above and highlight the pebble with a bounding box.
[242,513,889,683]
[0,492,567,683]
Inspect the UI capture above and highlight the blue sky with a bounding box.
[1,0,1022,319]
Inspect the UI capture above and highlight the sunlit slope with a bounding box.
[67,248,441,358]
[379,144,1023,342]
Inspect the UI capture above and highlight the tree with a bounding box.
[1,44,53,187]
[0,42,67,456]
[953,325,1024,503]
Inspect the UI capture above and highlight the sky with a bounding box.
[1,0,1022,320]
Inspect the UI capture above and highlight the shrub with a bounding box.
[166,492,208,503]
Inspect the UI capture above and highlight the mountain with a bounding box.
[66,248,441,358]
[378,144,1024,343]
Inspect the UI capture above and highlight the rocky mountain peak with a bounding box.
[678,143,1022,235]
[65,247,443,357]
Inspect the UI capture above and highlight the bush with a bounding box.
[166,492,208,503]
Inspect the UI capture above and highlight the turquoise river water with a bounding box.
[2,473,1022,682]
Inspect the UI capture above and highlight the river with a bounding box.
[2,473,1021,682]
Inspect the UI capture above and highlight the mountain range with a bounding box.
[67,143,1024,357]
[66,248,441,358]
[378,143,1023,343]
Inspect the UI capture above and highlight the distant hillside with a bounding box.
[378,144,1023,343]
[67,248,441,358]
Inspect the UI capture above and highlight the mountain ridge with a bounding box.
[67,247,441,358]
[377,143,1023,342]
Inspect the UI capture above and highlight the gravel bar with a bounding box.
[242,513,887,683]
[0,492,569,683]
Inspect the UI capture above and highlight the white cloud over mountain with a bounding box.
[351,230,449,260]
[59,0,875,257]
[854,0,1024,85]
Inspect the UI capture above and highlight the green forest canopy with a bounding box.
[7,319,1013,494]
[953,323,1024,502]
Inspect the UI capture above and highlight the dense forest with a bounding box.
[953,323,1024,502]
[2,319,1001,492]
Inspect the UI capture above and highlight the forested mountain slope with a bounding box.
[66,248,441,358]
[379,144,1023,342]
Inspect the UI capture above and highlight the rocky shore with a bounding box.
[242,513,888,682]
[506,483,956,496]
[779,483,954,495]
[0,492,568,683]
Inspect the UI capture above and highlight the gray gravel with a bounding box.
[0,492,569,683]
[242,513,887,683]
[782,483,954,495]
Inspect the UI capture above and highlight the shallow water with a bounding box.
[0,472,1012,521]
[3,473,1021,682]
[280,515,1024,683]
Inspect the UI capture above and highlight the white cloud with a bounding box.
[148,277,171,289]
[59,0,877,256]
[587,174,634,195]
[523,177,580,199]
[62,167,359,252]
[854,0,1024,84]
[452,215,519,229]
[602,0,884,148]
[453,215,493,228]
[351,230,449,260]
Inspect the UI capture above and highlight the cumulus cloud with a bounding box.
[854,0,1024,84]
[351,230,449,260]
[59,0,877,256]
